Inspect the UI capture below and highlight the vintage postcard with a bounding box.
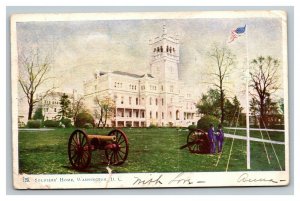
[11,11,289,189]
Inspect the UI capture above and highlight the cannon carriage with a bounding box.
[68,129,129,170]
[180,129,210,154]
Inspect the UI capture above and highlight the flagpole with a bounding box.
[245,26,251,170]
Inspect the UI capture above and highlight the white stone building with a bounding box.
[35,91,75,121]
[84,26,199,127]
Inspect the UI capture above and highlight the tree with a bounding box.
[58,93,71,119]
[33,107,44,121]
[18,49,55,120]
[278,98,284,115]
[249,56,280,126]
[94,96,115,128]
[206,43,236,123]
[224,96,243,126]
[69,95,86,124]
[196,89,221,119]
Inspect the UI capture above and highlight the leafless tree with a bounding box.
[206,43,236,123]
[94,96,115,128]
[70,95,87,124]
[18,49,55,120]
[249,56,280,126]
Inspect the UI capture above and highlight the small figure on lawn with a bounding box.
[215,124,224,153]
[207,123,216,154]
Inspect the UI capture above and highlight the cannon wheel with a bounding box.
[187,129,210,154]
[105,129,129,165]
[68,129,91,170]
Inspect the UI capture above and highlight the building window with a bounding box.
[150,111,152,118]
[155,98,158,105]
[129,97,132,105]
[136,111,139,118]
[161,85,164,91]
[162,112,164,119]
[54,108,56,112]
[129,111,132,118]
[121,97,124,104]
[141,111,145,118]
[156,112,158,119]
[136,98,139,105]
[162,98,164,106]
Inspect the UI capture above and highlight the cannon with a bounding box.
[180,129,210,154]
[68,129,129,170]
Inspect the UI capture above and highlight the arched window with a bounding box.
[166,46,169,52]
[160,46,163,52]
[176,110,180,120]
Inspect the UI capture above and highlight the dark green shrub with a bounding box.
[43,120,59,128]
[148,123,157,128]
[75,112,95,128]
[197,115,220,132]
[61,118,72,128]
[188,124,197,131]
[27,120,42,128]
[126,122,132,128]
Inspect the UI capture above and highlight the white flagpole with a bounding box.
[245,26,251,170]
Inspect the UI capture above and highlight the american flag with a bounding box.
[228,25,246,43]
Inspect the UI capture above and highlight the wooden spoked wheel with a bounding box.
[68,129,91,170]
[105,129,129,165]
[187,129,210,154]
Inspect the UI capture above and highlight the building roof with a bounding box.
[108,71,154,78]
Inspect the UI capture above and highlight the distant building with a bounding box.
[35,91,75,121]
[84,26,199,127]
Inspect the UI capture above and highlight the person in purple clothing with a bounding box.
[207,124,216,154]
[215,124,224,153]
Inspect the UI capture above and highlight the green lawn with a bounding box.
[19,127,285,174]
[223,128,285,142]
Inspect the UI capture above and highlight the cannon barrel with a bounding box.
[87,135,116,142]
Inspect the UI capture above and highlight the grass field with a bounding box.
[18,127,285,174]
